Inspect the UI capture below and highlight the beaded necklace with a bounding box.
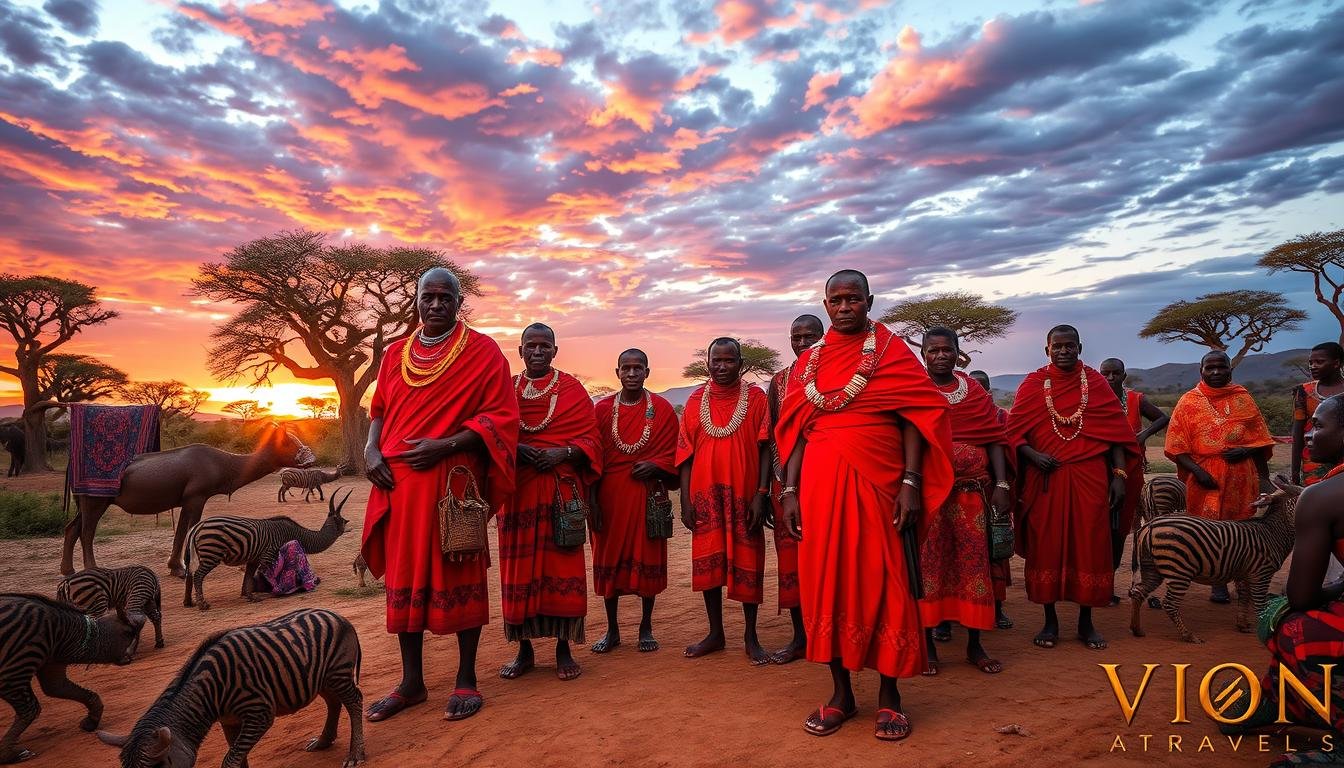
[699,379,750,438]
[520,369,560,400]
[937,374,968,405]
[802,323,879,412]
[1199,387,1232,425]
[516,371,560,433]
[612,390,654,454]
[1043,366,1088,442]
[400,323,469,388]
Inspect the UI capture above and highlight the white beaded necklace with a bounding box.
[699,379,750,438]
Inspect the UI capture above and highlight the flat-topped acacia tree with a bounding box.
[191,229,480,472]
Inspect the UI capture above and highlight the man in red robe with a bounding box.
[776,270,954,741]
[361,267,519,723]
[764,314,824,664]
[590,348,680,654]
[677,337,771,664]
[499,323,602,681]
[919,328,1010,676]
[971,368,1015,631]
[1099,357,1168,605]
[1007,325,1140,652]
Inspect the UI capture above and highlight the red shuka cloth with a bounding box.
[1114,388,1147,539]
[360,329,519,635]
[919,372,1007,631]
[767,366,801,612]
[1006,363,1141,607]
[1164,381,1275,521]
[676,379,769,604]
[775,323,954,678]
[499,369,602,641]
[591,391,680,599]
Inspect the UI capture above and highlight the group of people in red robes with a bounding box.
[353,266,1334,761]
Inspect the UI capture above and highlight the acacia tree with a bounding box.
[296,395,333,420]
[1139,290,1307,368]
[681,339,782,382]
[878,291,1019,368]
[120,380,210,421]
[191,230,480,471]
[221,399,268,423]
[37,354,128,402]
[1259,229,1344,345]
[0,275,118,472]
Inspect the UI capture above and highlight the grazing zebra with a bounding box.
[184,489,352,610]
[97,608,365,768]
[1129,476,1300,643]
[279,464,348,503]
[57,565,165,654]
[0,594,144,763]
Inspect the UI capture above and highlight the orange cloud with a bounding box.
[500,83,539,97]
[330,44,420,73]
[507,48,564,67]
[687,0,803,45]
[239,0,332,28]
[674,63,723,92]
[803,70,841,110]
[588,81,666,132]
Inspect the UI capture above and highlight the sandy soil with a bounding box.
[0,447,1304,767]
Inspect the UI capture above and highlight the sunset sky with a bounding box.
[1,0,1341,416]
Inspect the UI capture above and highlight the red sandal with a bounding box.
[366,690,427,722]
[803,703,857,736]
[875,708,912,741]
[444,688,484,721]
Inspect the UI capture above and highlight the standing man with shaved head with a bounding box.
[499,323,602,681]
[1099,357,1168,605]
[776,270,954,741]
[362,267,519,723]
[764,314,824,664]
[1006,325,1140,652]
[590,349,680,654]
[677,336,772,664]
[1164,350,1275,603]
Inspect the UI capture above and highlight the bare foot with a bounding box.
[557,658,582,681]
[500,646,535,680]
[684,632,725,658]
[746,638,770,666]
[768,639,806,665]
[591,632,620,654]
[637,627,659,652]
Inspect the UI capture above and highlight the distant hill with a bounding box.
[989,348,1309,395]
[655,385,699,408]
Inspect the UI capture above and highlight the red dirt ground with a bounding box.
[0,452,1303,767]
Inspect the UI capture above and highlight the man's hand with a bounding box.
[365,447,394,490]
[893,483,921,530]
[532,447,567,471]
[747,492,768,533]
[779,494,802,540]
[1222,447,1253,462]
[402,437,451,471]
[1194,468,1219,490]
[990,486,1011,518]
[1026,449,1061,473]
[1108,475,1126,513]
[680,492,695,532]
[517,444,539,467]
[630,461,659,480]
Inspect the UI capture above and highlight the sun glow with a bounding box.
[203,383,341,419]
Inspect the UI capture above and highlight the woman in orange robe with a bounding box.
[590,349,680,654]
[499,324,602,682]
[776,271,953,742]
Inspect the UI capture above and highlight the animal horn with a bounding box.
[330,487,354,516]
[96,731,129,747]
[148,726,172,759]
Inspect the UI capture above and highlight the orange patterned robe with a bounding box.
[1164,381,1274,521]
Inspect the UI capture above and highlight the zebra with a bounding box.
[96,607,365,768]
[57,565,165,654]
[1129,475,1188,609]
[0,594,144,763]
[1129,476,1300,643]
[279,464,348,503]
[184,489,352,610]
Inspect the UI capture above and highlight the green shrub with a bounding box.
[0,491,67,538]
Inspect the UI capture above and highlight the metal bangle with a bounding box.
[901,477,920,489]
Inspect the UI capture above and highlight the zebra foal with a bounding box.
[0,594,143,763]
[278,464,347,503]
[184,489,351,610]
[57,565,164,653]
[98,608,365,768]
[1129,476,1300,643]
